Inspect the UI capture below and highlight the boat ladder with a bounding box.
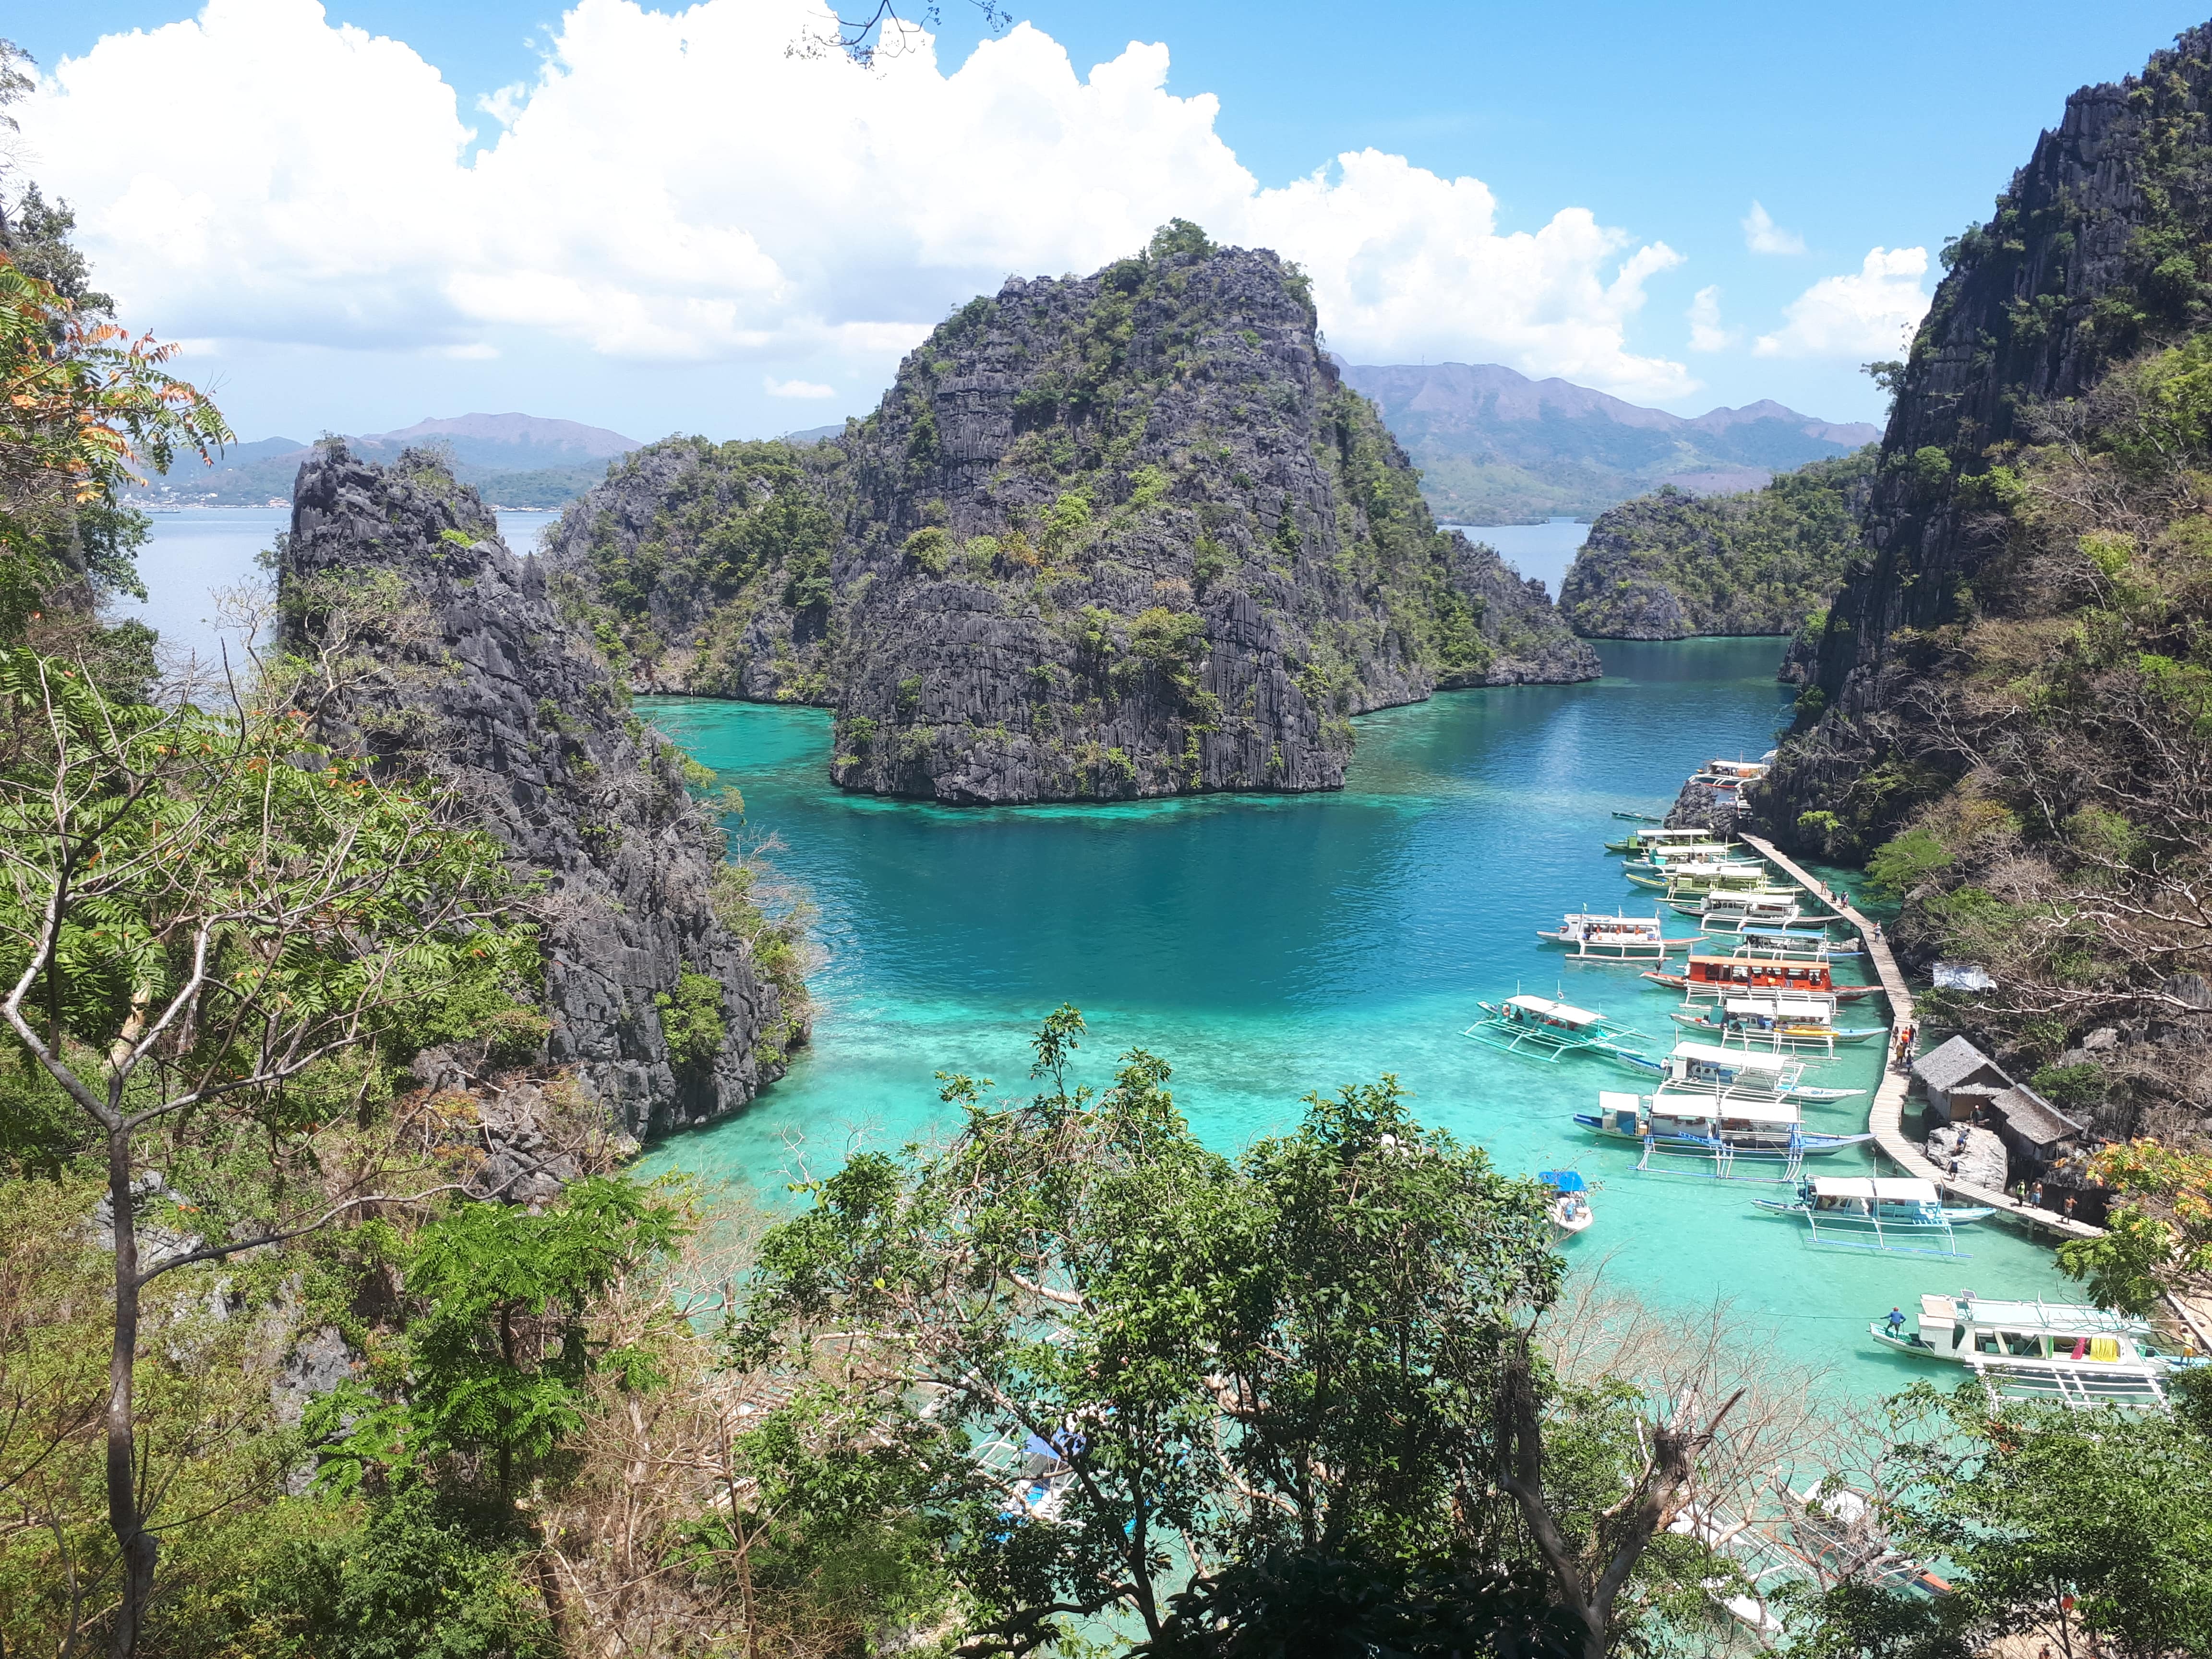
[1970,1359,2170,1412]
[1803,1204,1964,1258]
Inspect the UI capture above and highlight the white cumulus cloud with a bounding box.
[765,376,836,399]
[1685,285,1735,352]
[1755,247,1931,359]
[1742,201,1806,257]
[22,0,1698,400]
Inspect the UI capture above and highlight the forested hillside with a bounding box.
[1558,446,1875,640]
[1757,24,2212,1154]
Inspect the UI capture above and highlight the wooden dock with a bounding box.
[1736,832,2103,1243]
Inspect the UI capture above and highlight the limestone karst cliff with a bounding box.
[1748,24,2212,1142]
[545,226,1597,804]
[281,444,806,1136]
[1558,448,1874,643]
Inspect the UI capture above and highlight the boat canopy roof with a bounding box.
[1638,827,1716,842]
[1812,1177,1938,1201]
[1724,995,1836,1017]
[1565,912,1662,929]
[1671,1040,1791,1074]
[1506,993,1601,1025]
[1917,1292,2152,1335]
[1742,925,1830,941]
[1539,1170,1588,1192]
[1649,1089,1801,1125]
[1688,954,1824,971]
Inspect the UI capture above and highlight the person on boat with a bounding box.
[1886,1307,1906,1338]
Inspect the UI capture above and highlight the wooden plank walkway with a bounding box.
[1737,832,2103,1242]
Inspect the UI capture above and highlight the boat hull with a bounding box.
[1573,1115,1872,1156]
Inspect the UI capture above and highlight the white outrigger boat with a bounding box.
[1671,890,1825,931]
[1576,1088,1874,1177]
[1671,995,1886,1057]
[1535,910,1690,962]
[1464,994,1648,1062]
[1610,1039,1864,1103]
[1871,1292,2202,1408]
[1755,1177,1991,1256]
[1740,924,1863,958]
[1625,860,1770,892]
[1603,824,1726,855]
[1540,1169,1595,1236]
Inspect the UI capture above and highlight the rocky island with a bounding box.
[1557,447,1874,642]
[546,223,1597,804]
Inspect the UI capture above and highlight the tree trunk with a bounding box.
[105,1130,154,1659]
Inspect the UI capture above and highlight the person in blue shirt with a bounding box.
[1885,1307,1906,1338]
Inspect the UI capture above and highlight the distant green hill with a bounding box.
[1339,361,1877,524]
[132,413,641,508]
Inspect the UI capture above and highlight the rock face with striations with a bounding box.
[1757,27,2212,840]
[281,443,803,1137]
[544,227,1596,804]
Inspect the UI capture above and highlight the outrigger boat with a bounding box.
[1672,891,1811,932]
[1576,1089,1874,1174]
[1643,952,1883,1003]
[1464,994,1648,1062]
[1609,1039,1864,1103]
[1540,1169,1595,1236]
[1624,860,1770,892]
[1755,1177,1991,1256]
[1671,995,1886,1057]
[1610,809,1663,824]
[1535,910,1691,962]
[1603,825,1732,856]
[1871,1292,2201,1408]
[1741,924,1863,957]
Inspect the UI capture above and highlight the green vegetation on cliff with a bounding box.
[549,224,1596,804]
[1761,25,2212,1143]
[1558,447,1875,641]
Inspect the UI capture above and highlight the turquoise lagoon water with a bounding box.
[636,638,2071,1402]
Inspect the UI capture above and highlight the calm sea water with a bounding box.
[636,639,2073,1403]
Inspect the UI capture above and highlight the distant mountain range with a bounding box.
[1336,362,1879,524]
[136,414,645,509]
[139,373,1875,525]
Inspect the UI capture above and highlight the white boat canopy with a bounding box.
[1649,1091,1802,1126]
[1813,1178,1938,1202]
[1506,994,1603,1025]
[1724,996,1837,1019]
[1671,1041,1792,1075]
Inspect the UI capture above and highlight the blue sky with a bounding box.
[12,0,2212,446]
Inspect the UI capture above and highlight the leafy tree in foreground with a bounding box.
[2056,1139,2212,1315]
[0,653,531,1655]
[736,1005,1588,1654]
[1787,1380,2212,1659]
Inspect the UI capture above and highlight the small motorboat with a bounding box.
[1540,1169,1595,1237]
